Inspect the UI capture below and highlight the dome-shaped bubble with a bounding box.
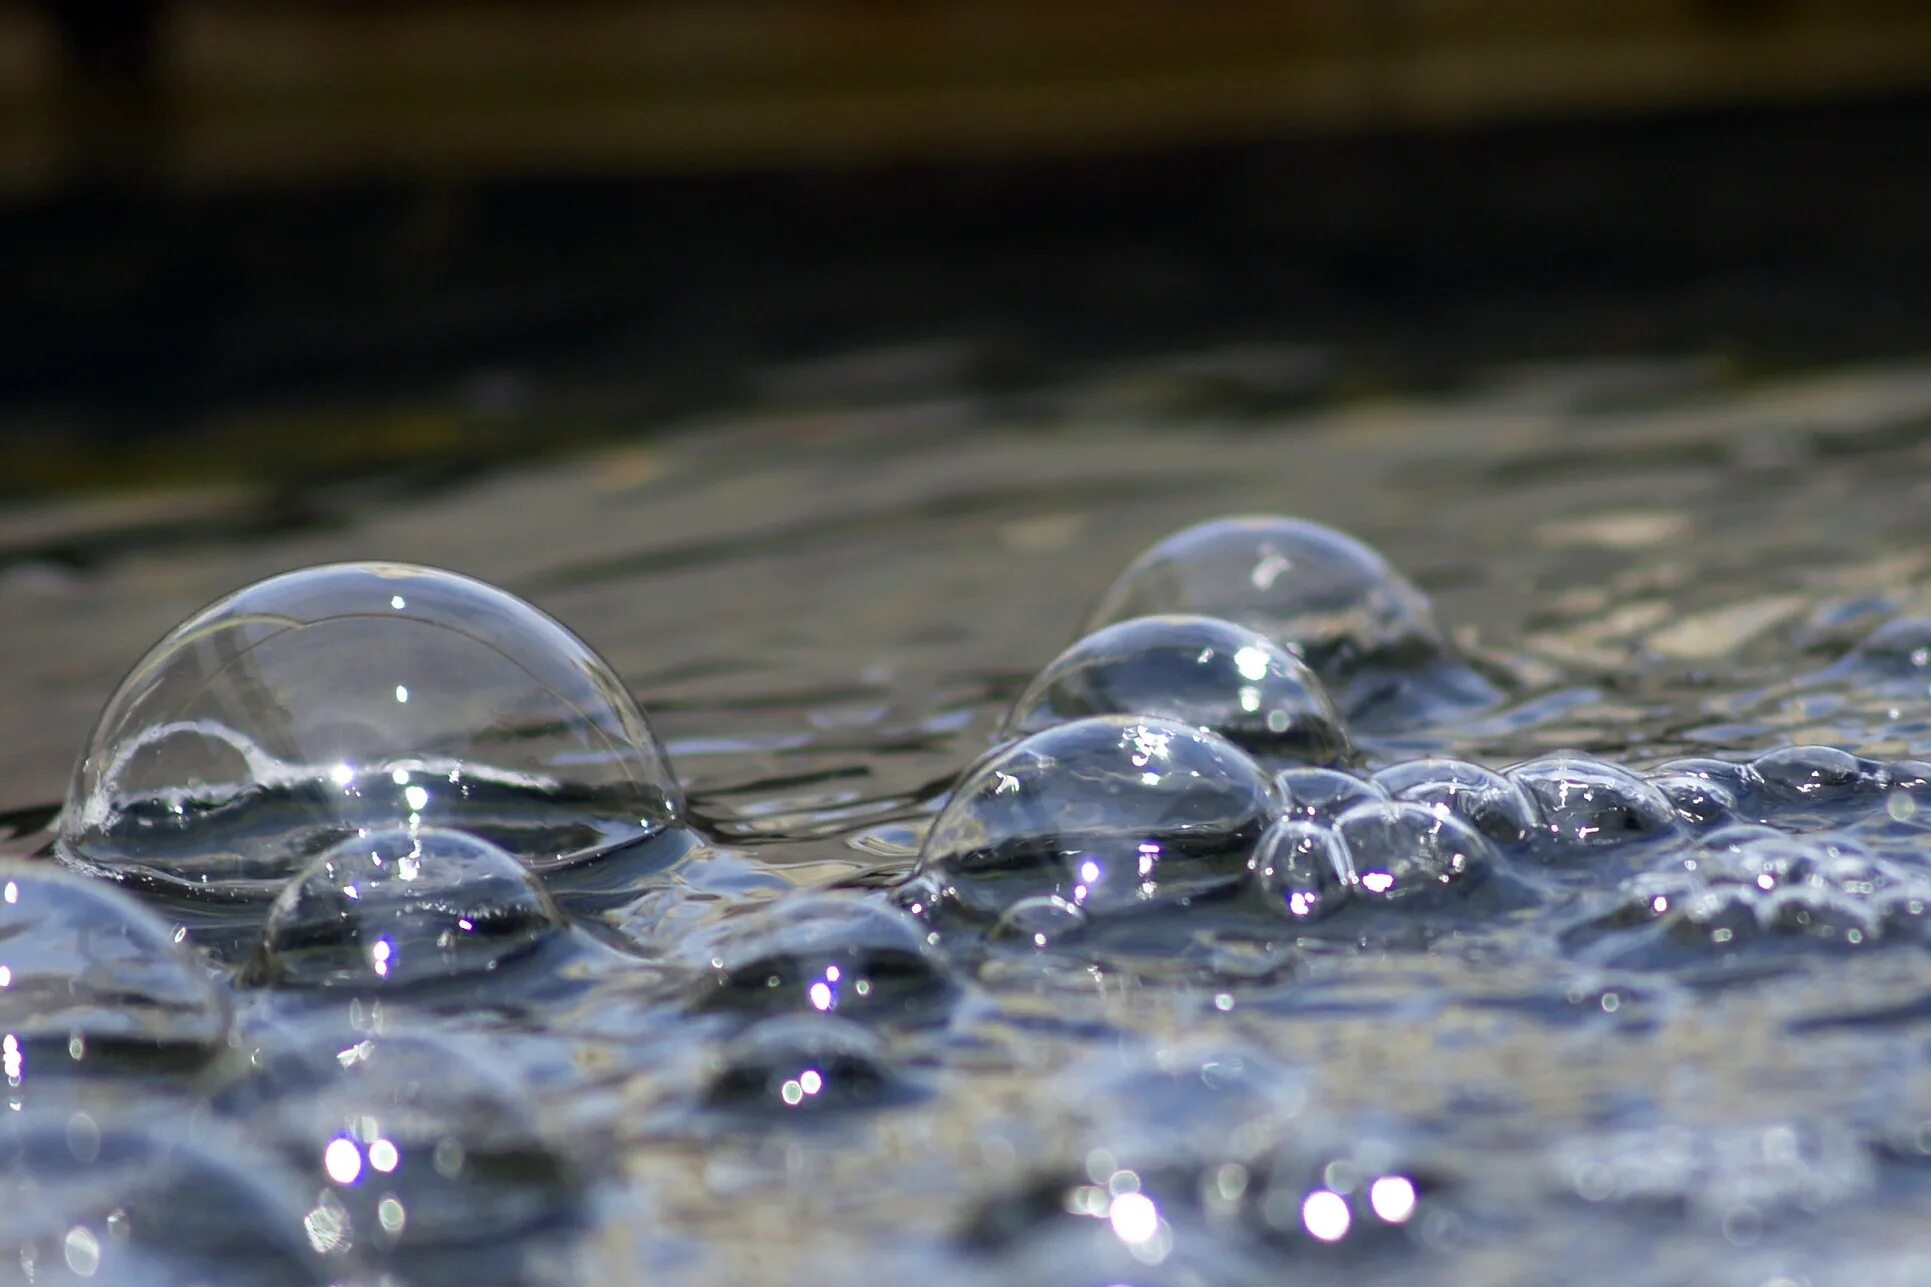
[0,1108,346,1284]
[238,827,563,991]
[1749,745,1887,815]
[0,863,228,1077]
[1272,767,1387,827]
[705,1014,899,1114]
[1646,772,1741,828]
[988,894,1090,950]
[58,562,683,902]
[910,716,1277,920]
[1331,802,1497,908]
[1370,758,1540,847]
[1505,754,1679,853]
[1003,615,1350,765]
[683,894,955,1022]
[1079,516,1496,723]
[1249,818,1352,922]
[1649,757,1761,827]
[211,1033,582,1261]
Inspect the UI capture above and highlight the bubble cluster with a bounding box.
[908,715,1277,921]
[1004,614,1350,764]
[57,562,684,901]
[1573,831,1931,968]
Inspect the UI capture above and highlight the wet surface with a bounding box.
[5,350,1931,1282]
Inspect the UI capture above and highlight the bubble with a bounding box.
[1648,757,1760,827]
[0,1108,345,1283]
[684,894,954,1022]
[910,715,1277,920]
[1331,803,1497,907]
[57,562,684,902]
[0,863,228,1076]
[1370,758,1540,847]
[1749,745,1887,814]
[1249,820,1352,922]
[1003,615,1350,765]
[1272,767,1388,827]
[1646,772,1740,828]
[212,1034,581,1261]
[705,1014,898,1114]
[1080,516,1495,721]
[989,895,1090,950]
[238,827,564,991]
[1506,754,1679,853]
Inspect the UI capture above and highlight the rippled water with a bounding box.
[6,353,1931,1284]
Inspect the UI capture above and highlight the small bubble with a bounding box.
[239,828,562,990]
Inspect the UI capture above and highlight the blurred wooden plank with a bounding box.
[0,0,1927,189]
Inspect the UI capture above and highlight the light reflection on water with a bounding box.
[3,355,1931,1281]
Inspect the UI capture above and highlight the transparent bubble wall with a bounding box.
[57,563,682,900]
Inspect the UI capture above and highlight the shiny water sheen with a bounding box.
[9,356,1931,1284]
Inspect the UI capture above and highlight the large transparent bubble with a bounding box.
[908,715,1277,921]
[1002,615,1350,765]
[57,562,684,902]
[1079,516,1496,722]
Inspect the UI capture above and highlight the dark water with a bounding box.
[5,351,1931,1284]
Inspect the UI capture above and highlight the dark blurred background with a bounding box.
[2,0,1929,498]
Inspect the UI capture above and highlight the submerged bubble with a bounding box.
[1272,767,1388,827]
[0,863,228,1076]
[1249,820,1353,922]
[57,562,684,902]
[213,1034,582,1260]
[239,827,564,990]
[705,1014,899,1114]
[1003,615,1350,764]
[1371,758,1540,847]
[1506,754,1679,853]
[684,894,954,1022]
[910,715,1277,920]
[1080,516,1495,722]
[1331,802,1498,908]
